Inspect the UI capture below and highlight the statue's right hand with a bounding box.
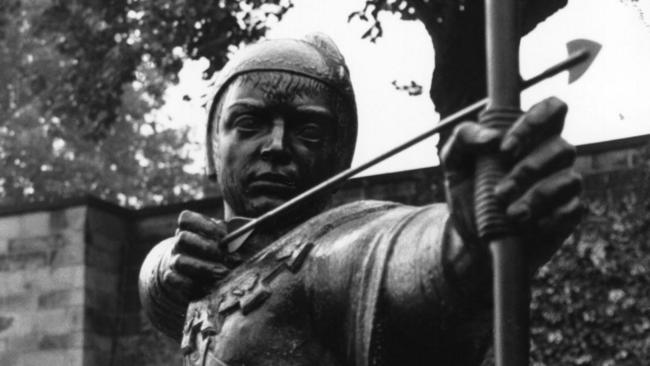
[159,210,238,301]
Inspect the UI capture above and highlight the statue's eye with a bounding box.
[233,115,262,133]
[295,123,324,143]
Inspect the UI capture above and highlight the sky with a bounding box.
[160,0,650,177]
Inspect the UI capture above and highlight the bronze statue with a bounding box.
[139,33,583,366]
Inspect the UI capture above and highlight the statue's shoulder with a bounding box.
[233,200,408,266]
[261,199,447,255]
[289,199,446,241]
[220,200,419,281]
[261,200,412,250]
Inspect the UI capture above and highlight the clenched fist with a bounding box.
[157,210,243,302]
[441,97,583,269]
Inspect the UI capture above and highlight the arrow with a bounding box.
[567,39,601,84]
[220,42,601,247]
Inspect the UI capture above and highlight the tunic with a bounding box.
[140,200,493,366]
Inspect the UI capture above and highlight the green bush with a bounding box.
[529,165,650,365]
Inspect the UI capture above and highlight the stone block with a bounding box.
[120,286,143,313]
[86,245,120,272]
[48,206,86,232]
[85,289,116,313]
[85,332,112,353]
[136,215,177,240]
[87,231,123,254]
[46,230,85,268]
[0,238,9,255]
[0,266,83,297]
[38,331,84,350]
[17,349,83,366]
[37,288,84,309]
[574,155,593,173]
[42,266,85,291]
[0,216,21,239]
[83,349,111,366]
[19,212,51,237]
[0,252,48,272]
[64,207,86,231]
[32,306,84,335]
[0,312,30,338]
[48,210,69,232]
[117,313,143,335]
[332,186,365,205]
[85,269,117,291]
[366,183,392,200]
[8,234,64,255]
[592,149,633,171]
[0,271,30,296]
[0,307,85,340]
[0,292,36,311]
[396,180,417,197]
[5,332,38,352]
[84,307,116,336]
[0,314,15,334]
[114,331,183,365]
[0,347,18,366]
[50,241,85,269]
[87,208,127,241]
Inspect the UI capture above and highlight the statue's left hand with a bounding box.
[440,97,584,269]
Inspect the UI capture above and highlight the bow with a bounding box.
[478,1,527,364]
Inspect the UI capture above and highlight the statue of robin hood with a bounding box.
[139,33,582,366]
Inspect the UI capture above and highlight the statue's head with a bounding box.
[206,33,357,218]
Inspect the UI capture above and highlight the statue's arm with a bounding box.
[376,97,583,363]
[303,203,490,365]
[379,205,493,365]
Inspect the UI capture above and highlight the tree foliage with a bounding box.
[527,155,650,365]
[0,0,291,207]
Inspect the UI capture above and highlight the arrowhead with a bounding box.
[567,39,602,83]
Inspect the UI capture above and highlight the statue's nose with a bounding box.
[260,118,289,160]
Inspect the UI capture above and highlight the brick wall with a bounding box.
[0,206,86,366]
[0,134,647,365]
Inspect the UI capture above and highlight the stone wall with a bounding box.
[0,134,647,365]
[0,205,87,366]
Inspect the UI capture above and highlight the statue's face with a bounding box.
[212,72,343,218]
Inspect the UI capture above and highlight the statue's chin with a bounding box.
[227,191,331,225]
[243,195,288,218]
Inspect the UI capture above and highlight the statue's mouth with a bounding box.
[247,172,297,196]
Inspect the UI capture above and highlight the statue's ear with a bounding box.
[206,90,226,182]
[206,119,219,181]
[206,153,218,182]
